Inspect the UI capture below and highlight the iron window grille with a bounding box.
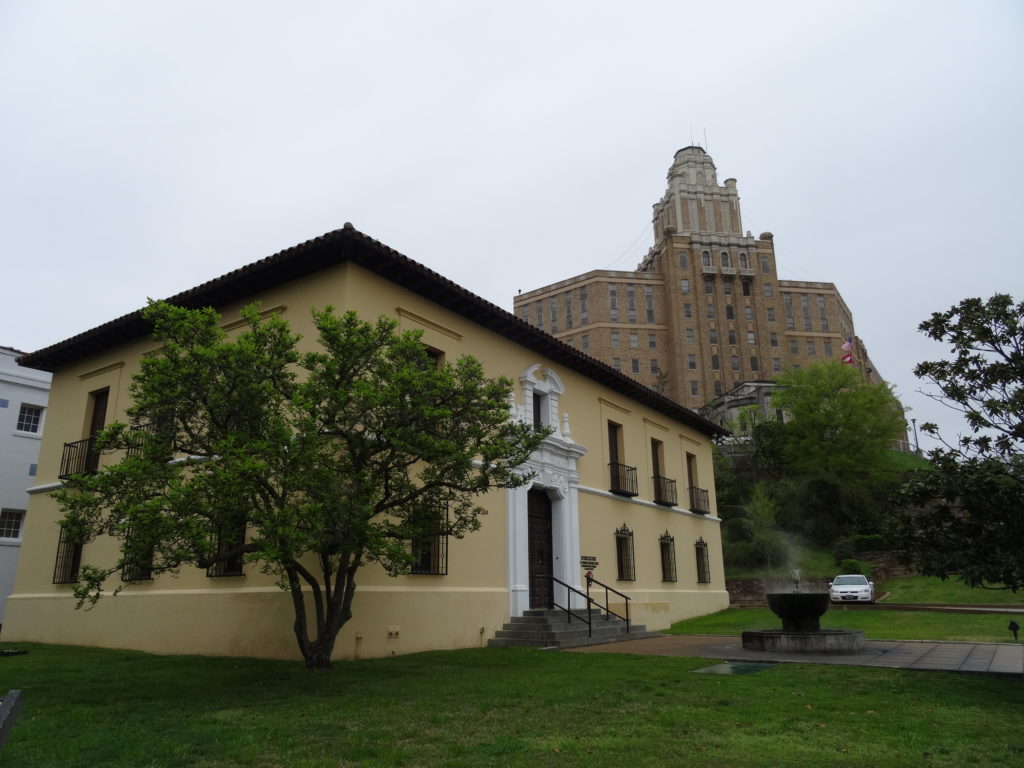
[615,524,635,581]
[410,509,449,575]
[121,526,155,582]
[695,537,711,583]
[659,532,677,582]
[207,518,246,577]
[53,525,83,584]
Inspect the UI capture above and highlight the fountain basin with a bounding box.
[741,628,866,654]
[766,591,830,633]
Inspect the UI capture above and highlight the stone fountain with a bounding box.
[741,569,865,653]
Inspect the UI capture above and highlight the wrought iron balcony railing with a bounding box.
[652,475,677,506]
[608,462,638,497]
[689,486,710,514]
[58,437,100,479]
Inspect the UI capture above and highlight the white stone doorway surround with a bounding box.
[506,365,587,617]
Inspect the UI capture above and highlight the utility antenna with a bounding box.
[703,127,709,152]
[689,124,694,147]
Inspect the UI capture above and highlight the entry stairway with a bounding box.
[488,608,660,649]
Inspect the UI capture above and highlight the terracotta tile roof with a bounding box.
[17,223,727,438]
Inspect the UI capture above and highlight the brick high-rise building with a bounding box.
[514,146,881,415]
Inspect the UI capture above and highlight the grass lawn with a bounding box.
[880,576,1024,606]
[667,607,1024,643]
[1,642,1022,768]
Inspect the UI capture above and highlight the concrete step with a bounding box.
[488,608,654,649]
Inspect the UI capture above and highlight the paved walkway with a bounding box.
[566,634,1024,677]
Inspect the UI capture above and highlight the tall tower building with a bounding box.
[513,147,881,416]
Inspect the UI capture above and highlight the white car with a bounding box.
[829,574,875,603]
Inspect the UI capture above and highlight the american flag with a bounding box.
[841,338,853,352]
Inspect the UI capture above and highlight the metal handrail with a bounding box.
[550,575,598,637]
[585,573,631,633]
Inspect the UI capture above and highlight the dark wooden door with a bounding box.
[527,489,553,609]
[85,388,109,473]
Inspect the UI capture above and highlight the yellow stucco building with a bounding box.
[6,225,729,662]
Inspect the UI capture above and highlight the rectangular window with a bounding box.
[644,285,654,323]
[783,293,794,329]
[410,508,448,575]
[550,299,558,334]
[742,281,751,297]
[611,331,620,348]
[53,525,83,584]
[207,518,246,577]
[0,509,25,539]
[767,307,776,322]
[609,285,618,322]
[627,285,637,323]
[685,328,695,344]
[747,331,756,346]
[612,358,621,370]
[800,294,812,331]
[648,334,657,349]
[789,339,798,354]
[750,357,760,371]
[817,295,829,332]
[695,538,711,583]
[650,359,659,374]
[582,334,590,351]
[121,526,154,583]
[760,255,771,274]
[725,305,735,320]
[704,277,714,295]
[806,340,816,356]
[770,332,779,347]
[772,357,782,372]
[731,355,740,371]
[823,340,833,357]
[690,380,699,396]
[16,405,43,433]
[615,525,635,581]
[631,358,640,374]
[723,281,733,296]
[629,333,639,348]
[680,279,690,294]
[709,329,718,345]
[678,251,688,269]
[707,304,715,319]
[764,283,773,298]
[564,293,573,330]
[683,303,692,319]
[712,355,720,371]
[660,533,677,582]
[744,306,753,322]
[579,286,589,325]
[728,330,737,345]
[535,303,544,330]
[687,354,697,370]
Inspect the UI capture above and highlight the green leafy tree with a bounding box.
[55,301,546,669]
[766,361,907,541]
[892,294,1024,591]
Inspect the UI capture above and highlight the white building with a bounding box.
[0,346,51,626]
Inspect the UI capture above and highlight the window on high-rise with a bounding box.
[609,285,619,322]
[725,305,734,320]
[702,251,712,267]
[750,357,759,371]
[806,341,816,356]
[723,281,733,296]
[770,332,779,347]
[685,328,695,344]
[644,285,654,322]
[707,304,715,319]
[680,279,690,294]
[650,359,659,374]
[712,355,720,371]
[783,293,794,329]
[760,255,771,274]
[764,283,773,298]
[772,357,782,372]
[627,285,637,323]
[823,341,833,357]
[613,358,621,370]
[629,333,639,349]
[789,339,798,354]
[611,331,620,348]
[709,329,718,345]
[742,281,751,297]
[687,354,697,370]
[817,295,829,332]
[704,277,714,295]
[728,330,737,345]
[631,359,640,374]
[535,302,544,329]
[714,380,723,395]
[800,294,812,331]
[744,305,752,321]
[648,334,657,349]
[739,252,749,269]
[766,307,776,322]
[564,293,573,329]
[747,331,756,346]
[678,251,688,269]
[721,252,731,268]
[731,355,740,371]
[690,380,699,396]
[579,285,589,325]
[582,334,590,350]
[683,303,692,319]
[551,298,558,333]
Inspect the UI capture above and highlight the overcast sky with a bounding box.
[2,0,1021,449]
